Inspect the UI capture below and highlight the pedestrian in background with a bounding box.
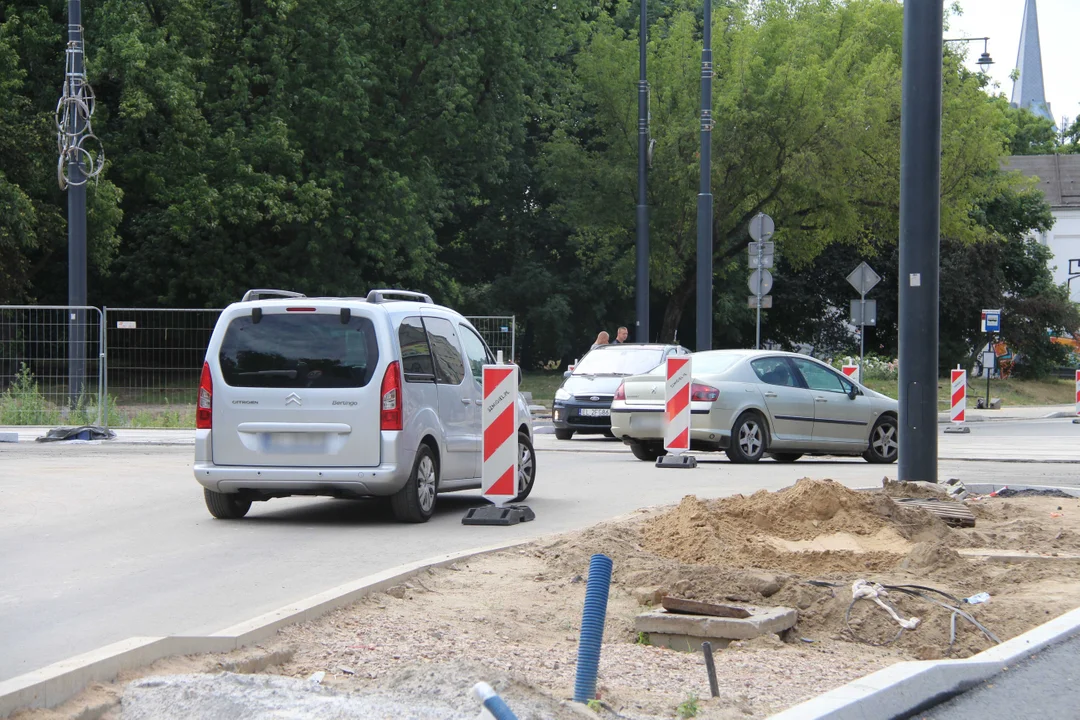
[591,331,609,350]
[612,326,629,344]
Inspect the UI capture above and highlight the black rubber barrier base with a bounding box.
[943,426,971,434]
[462,504,536,526]
[656,454,697,469]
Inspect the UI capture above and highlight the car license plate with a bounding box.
[580,408,610,417]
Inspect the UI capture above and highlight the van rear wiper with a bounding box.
[237,370,298,378]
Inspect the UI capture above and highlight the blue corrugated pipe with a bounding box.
[472,681,519,720]
[573,553,614,704]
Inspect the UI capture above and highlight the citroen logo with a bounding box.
[285,392,302,407]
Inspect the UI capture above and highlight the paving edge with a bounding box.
[767,603,1080,719]
[0,539,531,718]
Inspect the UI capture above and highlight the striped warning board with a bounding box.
[482,365,518,504]
[842,365,859,383]
[664,356,691,453]
[951,369,966,423]
[1075,369,1079,418]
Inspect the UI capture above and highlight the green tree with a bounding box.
[0,2,122,304]
[545,0,1014,344]
[998,102,1059,155]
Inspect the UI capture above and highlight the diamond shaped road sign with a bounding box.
[846,262,881,296]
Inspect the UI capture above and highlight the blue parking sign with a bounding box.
[981,309,1001,333]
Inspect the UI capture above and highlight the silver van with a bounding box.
[193,289,535,522]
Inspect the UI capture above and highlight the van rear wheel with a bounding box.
[392,445,438,523]
[204,489,251,519]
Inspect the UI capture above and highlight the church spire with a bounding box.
[1011,0,1054,123]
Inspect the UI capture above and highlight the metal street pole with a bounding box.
[67,0,88,406]
[635,0,650,343]
[898,0,944,482]
[859,293,866,381]
[755,242,763,350]
[695,0,713,352]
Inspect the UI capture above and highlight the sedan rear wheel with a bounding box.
[630,442,667,462]
[769,453,803,463]
[726,412,766,463]
[863,415,899,464]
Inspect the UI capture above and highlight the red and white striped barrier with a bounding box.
[950,369,966,424]
[664,357,691,453]
[482,365,518,504]
[1074,369,1079,418]
[842,365,859,383]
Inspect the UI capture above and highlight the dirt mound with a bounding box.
[638,479,955,576]
[899,542,966,574]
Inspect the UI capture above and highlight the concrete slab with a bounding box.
[0,432,17,443]
[635,605,797,649]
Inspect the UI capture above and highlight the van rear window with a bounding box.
[219,313,379,388]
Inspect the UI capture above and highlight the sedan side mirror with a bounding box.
[563,371,572,379]
[848,385,859,400]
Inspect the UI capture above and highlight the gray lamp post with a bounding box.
[636,0,650,343]
[695,0,713,351]
[898,0,945,483]
[57,0,103,406]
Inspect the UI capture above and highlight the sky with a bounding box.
[950,0,1080,129]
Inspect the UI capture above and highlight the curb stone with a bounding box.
[0,540,531,718]
[767,606,1080,720]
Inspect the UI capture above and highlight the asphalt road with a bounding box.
[1,421,1079,682]
[921,634,1080,719]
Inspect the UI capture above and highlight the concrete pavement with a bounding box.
[923,633,1080,719]
[7,426,1080,684]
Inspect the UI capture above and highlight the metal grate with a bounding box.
[104,308,222,428]
[466,316,516,363]
[0,306,103,426]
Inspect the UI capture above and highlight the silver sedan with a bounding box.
[609,350,899,464]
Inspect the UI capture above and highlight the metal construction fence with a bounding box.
[0,306,104,426]
[0,306,514,428]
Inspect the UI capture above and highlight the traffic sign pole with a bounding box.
[748,213,775,350]
[756,240,763,349]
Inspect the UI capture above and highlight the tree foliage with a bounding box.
[0,0,1074,373]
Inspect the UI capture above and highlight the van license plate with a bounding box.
[580,408,610,417]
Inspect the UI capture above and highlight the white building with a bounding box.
[1004,155,1080,302]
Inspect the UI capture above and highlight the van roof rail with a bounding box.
[365,289,433,304]
[241,289,307,303]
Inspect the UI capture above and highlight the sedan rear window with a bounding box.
[219,313,379,388]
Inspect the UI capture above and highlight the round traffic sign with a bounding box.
[748,269,773,296]
[749,213,775,242]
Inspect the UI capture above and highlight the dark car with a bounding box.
[552,343,689,440]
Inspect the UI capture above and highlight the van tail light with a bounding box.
[196,362,213,429]
[690,382,720,402]
[614,382,626,402]
[381,361,403,431]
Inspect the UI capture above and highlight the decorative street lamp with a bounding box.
[943,36,994,73]
[56,0,104,405]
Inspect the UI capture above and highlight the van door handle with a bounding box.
[461,397,473,405]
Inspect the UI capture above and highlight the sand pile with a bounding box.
[640,479,958,576]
